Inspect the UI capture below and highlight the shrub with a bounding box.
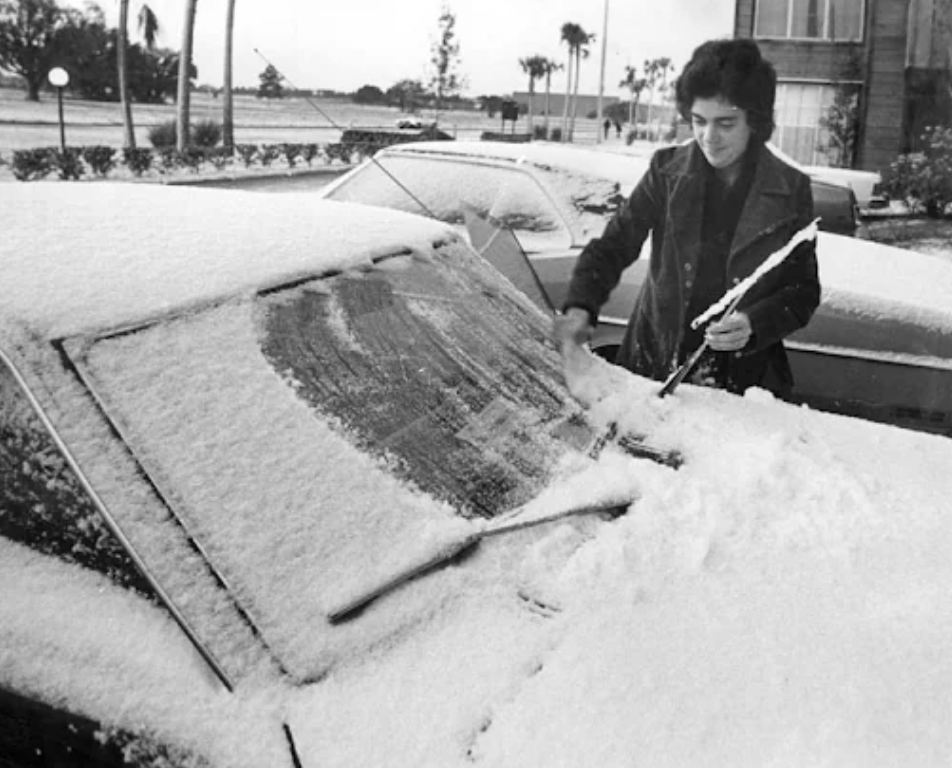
[235,144,258,168]
[258,144,280,167]
[147,120,177,148]
[279,142,302,168]
[12,148,56,181]
[204,146,232,171]
[549,127,562,142]
[885,126,952,218]
[81,145,117,177]
[53,148,84,180]
[179,146,205,172]
[156,147,180,173]
[533,125,547,140]
[301,143,320,165]
[323,143,350,164]
[191,119,222,148]
[123,147,153,176]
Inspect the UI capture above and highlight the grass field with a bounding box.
[0,86,607,155]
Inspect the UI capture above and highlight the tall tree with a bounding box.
[559,22,581,140]
[519,54,547,135]
[175,0,197,151]
[118,0,158,148]
[222,0,236,148]
[388,78,425,112]
[541,58,562,137]
[256,64,283,99]
[643,58,659,143]
[429,4,464,112]
[620,64,647,132]
[568,26,594,141]
[0,0,74,101]
[653,57,674,140]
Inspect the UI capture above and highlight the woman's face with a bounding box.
[690,96,753,174]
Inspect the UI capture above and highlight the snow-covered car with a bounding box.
[763,142,887,212]
[3,183,952,768]
[319,140,952,436]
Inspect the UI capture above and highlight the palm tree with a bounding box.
[117,1,159,149]
[620,64,647,135]
[559,22,592,142]
[222,0,236,149]
[175,0,198,151]
[643,59,659,143]
[653,57,674,141]
[541,58,562,138]
[559,23,580,141]
[568,28,594,142]
[519,54,548,136]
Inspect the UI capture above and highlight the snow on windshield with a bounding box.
[67,241,645,683]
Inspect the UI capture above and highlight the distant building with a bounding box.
[735,0,952,173]
[511,91,620,119]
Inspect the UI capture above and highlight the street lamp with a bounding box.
[47,67,69,152]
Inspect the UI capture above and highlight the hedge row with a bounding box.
[8,141,366,182]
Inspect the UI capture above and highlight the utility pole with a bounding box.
[596,0,610,143]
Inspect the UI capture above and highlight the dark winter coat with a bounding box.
[564,141,821,398]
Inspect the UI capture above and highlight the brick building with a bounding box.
[734,0,951,173]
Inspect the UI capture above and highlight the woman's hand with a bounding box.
[552,307,593,353]
[705,311,752,351]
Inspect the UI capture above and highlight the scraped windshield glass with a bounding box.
[65,239,599,681]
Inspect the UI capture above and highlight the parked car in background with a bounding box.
[803,164,887,211]
[319,140,952,436]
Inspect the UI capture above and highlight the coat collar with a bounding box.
[659,141,801,263]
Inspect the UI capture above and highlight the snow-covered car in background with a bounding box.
[3,184,952,768]
[319,140,952,436]
[803,163,887,211]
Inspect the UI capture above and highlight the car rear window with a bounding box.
[326,155,572,246]
[64,239,601,681]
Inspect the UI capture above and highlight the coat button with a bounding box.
[732,277,740,285]
[685,263,693,272]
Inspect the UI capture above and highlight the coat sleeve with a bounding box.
[562,151,665,323]
[742,175,822,352]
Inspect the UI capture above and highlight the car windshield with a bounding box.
[63,239,602,681]
[325,154,576,250]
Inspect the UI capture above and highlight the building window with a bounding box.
[774,82,836,165]
[755,0,864,42]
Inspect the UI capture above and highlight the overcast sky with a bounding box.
[79,0,735,96]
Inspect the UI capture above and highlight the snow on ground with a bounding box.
[2,182,952,766]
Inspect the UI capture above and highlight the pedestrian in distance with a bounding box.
[603,117,612,139]
[554,38,820,400]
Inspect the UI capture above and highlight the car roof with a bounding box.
[380,140,651,187]
[0,183,456,341]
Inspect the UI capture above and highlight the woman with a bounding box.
[554,39,820,399]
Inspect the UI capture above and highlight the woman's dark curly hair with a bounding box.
[674,38,777,144]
